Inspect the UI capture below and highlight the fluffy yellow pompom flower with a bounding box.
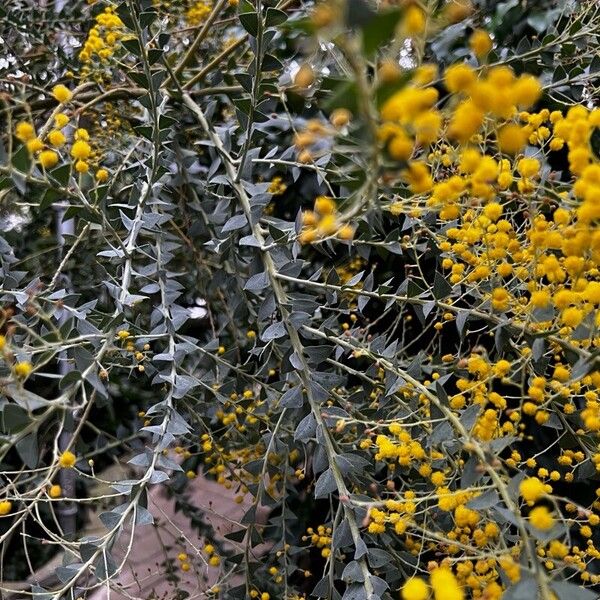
[403,5,426,35]
[314,196,336,215]
[96,169,109,182]
[388,132,413,161]
[483,202,503,221]
[530,290,550,308]
[517,157,540,178]
[0,500,12,516]
[75,160,89,173]
[430,566,463,600]
[497,123,527,155]
[401,577,429,600]
[58,451,77,468]
[26,139,44,154]
[448,100,484,143]
[48,129,67,147]
[14,361,33,378]
[519,477,547,503]
[15,121,36,142]
[54,113,70,128]
[513,75,542,108]
[39,150,59,169]
[491,287,509,311]
[561,306,583,328]
[445,0,473,23]
[337,224,354,240]
[529,505,554,530]
[71,140,92,160]
[444,63,476,93]
[52,84,73,103]
[49,485,62,498]
[469,29,492,58]
[52,83,73,104]
[75,128,90,141]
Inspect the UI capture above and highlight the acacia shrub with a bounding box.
[0,1,600,599]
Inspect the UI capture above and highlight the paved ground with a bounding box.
[87,472,256,600]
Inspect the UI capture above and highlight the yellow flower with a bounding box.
[448,100,484,143]
[330,108,351,129]
[517,157,540,178]
[14,361,33,378]
[561,306,583,328]
[49,485,62,498]
[39,150,59,169]
[402,577,429,600]
[75,160,89,173]
[75,128,90,141]
[430,566,463,600]
[0,335,5,350]
[314,196,336,215]
[337,224,354,240]
[58,451,77,468]
[388,132,413,161]
[48,129,67,147]
[529,505,554,530]
[403,5,426,35]
[186,0,212,26]
[71,140,92,160]
[208,555,220,567]
[519,477,547,503]
[403,161,433,193]
[294,63,315,89]
[497,124,527,155]
[444,63,476,94]
[469,29,492,58]
[318,214,338,236]
[26,138,44,153]
[491,287,509,311]
[483,202,503,221]
[0,500,12,516]
[55,113,70,128]
[414,110,442,145]
[530,290,550,308]
[96,168,109,182]
[513,75,542,108]
[15,121,36,142]
[445,0,473,23]
[52,84,73,103]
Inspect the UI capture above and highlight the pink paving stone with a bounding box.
[88,473,263,600]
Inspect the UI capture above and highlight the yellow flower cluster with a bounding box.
[379,83,440,161]
[299,196,354,244]
[401,566,464,600]
[445,64,541,143]
[79,6,124,66]
[185,0,212,25]
[267,176,287,195]
[303,525,332,558]
[14,113,109,182]
[373,423,426,467]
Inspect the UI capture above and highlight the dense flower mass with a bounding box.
[1,0,600,599]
